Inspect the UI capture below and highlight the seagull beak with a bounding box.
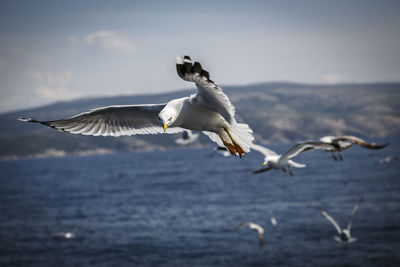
[262,162,267,166]
[163,123,168,132]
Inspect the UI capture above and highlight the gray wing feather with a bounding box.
[335,135,388,149]
[252,166,273,174]
[281,141,337,159]
[235,222,251,230]
[251,144,277,156]
[316,206,342,234]
[347,196,363,232]
[19,104,185,136]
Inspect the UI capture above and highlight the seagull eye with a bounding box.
[168,116,172,121]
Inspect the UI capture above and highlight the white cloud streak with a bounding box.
[27,70,76,101]
[69,31,135,53]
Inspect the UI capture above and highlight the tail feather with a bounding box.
[229,122,254,153]
[202,123,254,154]
[289,160,306,168]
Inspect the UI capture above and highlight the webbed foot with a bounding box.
[223,127,245,158]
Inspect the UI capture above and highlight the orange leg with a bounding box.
[221,139,237,156]
[223,127,245,158]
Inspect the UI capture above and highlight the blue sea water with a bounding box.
[0,139,399,267]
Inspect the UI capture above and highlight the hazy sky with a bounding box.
[1,0,399,113]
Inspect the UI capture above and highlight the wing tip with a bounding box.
[18,117,37,123]
[314,205,323,212]
[176,54,183,65]
[175,54,215,84]
[378,142,390,149]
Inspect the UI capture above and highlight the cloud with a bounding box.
[321,74,347,84]
[27,70,77,101]
[69,31,135,53]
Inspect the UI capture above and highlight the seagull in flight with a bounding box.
[214,146,231,157]
[174,130,199,146]
[319,135,388,161]
[235,222,265,247]
[19,55,254,157]
[316,196,363,243]
[270,217,278,226]
[251,141,336,176]
[54,219,85,240]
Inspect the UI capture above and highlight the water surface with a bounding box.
[0,140,399,266]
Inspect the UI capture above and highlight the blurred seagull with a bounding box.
[316,196,363,243]
[215,146,231,157]
[54,219,85,240]
[379,155,397,164]
[319,135,388,161]
[251,141,336,176]
[174,130,199,146]
[235,222,265,247]
[270,217,278,226]
[19,55,253,157]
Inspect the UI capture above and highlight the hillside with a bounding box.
[1,82,399,160]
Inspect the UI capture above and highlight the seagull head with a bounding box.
[262,158,269,166]
[159,101,181,132]
[158,114,172,132]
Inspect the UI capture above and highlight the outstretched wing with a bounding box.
[335,135,389,149]
[251,144,277,157]
[249,223,265,247]
[316,206,342,234]
[282,141,326,159]
[19,104,185,136]
[281,141,336,160]
[347,196,364,232]
[252,166,273,174]
[235,222,251,230]
[235,222,264,246]
[258,232,264,247]
[176,55,235,124]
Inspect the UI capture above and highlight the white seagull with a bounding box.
[174,130,199,146]
[316,196,363,243]
[379,155,397,164]
[54,219,85,240]
[251,141,336,176]
[270,217,278,226]
[235,222,265,247]
[215,146,231,157]
[319,135,388,161]
[19,55,254,157]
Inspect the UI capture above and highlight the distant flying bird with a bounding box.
[54,219,85,240]
[379,155,397,164]
[235,222,265,247]
[251,141,336,176]
[19,55,253,157]
[214,146,231,157]
[270,217,278,226]
[174,130,199,146]
[319,135,388,161]
[316,196,363,243]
